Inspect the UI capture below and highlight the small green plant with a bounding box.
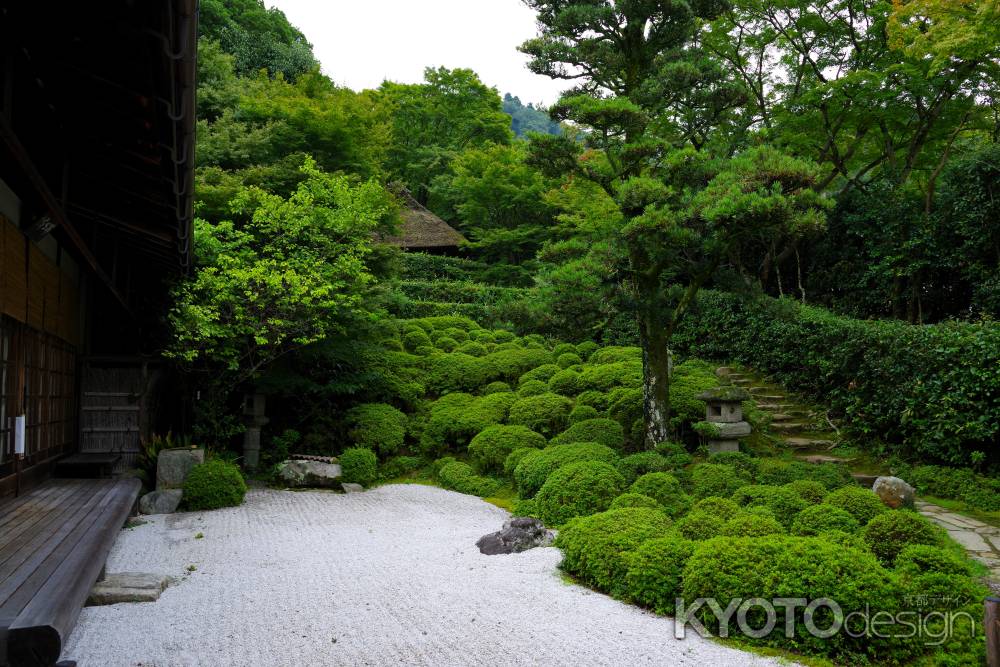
[340,447,378,486]
[182,459,247,511]
[195,532,204,539]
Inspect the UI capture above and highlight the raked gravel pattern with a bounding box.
[64,484,795,667]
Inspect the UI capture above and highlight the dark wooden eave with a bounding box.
[0,0,197,311]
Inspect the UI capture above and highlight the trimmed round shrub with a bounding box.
[512,497,538,518]
[790,504,860,536]
[437,461,501,497]
[435,336,458,352]
[468,425,546,473]
[690,464,746,499]
[403,329,432,352]
[419,393,506,454]
[504,447,538,478]
[492,329,516,343]
[556,508,672,597]
[340,447,378,486]
[894,544,974,578]
[816,529,868,551]
[676,510,726,541]
[785,479,828,504]
[759,460,853,490]
[722,512,785,537]
[823,485,888,525]
[682,536,896,659]
[610,493,661,510]
[430,456,457,477]
[624,536,695,613]
[575,390,609,411]
[508,393,573,436]
[617,451,671,485]
[442,327,469,343]
[578,361,643,392]
[513,442,619,498]
[517,380,549,397]
[548,369,583,396]
[482,381,511,395]
[575,341,600,359]
[654,441,694,469]
[537,460,625,526]
[550,418,625,450]
[551,343,577,357]
[346,403,407,456]
[692,496,741,520]
[517,363,560,386]
[588,346,641,364]
[182,459,247,511]
[863,510,941,565]
[486,348,554,382]
[455,341,487,357]
[424,353,490,394]
[557,352,584,369]
[568,404,600,424]
[708,451,759,480]
[731,485,809,528]
[629,473,691,518]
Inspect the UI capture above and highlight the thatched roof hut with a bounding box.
[381,188,467,253]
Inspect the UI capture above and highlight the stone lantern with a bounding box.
[697,386,751,454]
[242,392,269,470]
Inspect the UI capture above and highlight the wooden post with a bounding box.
[987,596,1000,667]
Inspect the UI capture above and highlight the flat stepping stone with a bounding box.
[770,421,811,432]
[851,473,878,488]
[784,436,837,448]
[796,454,853,465]
[945,529,991,553]
[756,403,797,411]
[87,572,170,606]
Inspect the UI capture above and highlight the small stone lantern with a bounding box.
[242,393,269,470]
[697,386,751,454]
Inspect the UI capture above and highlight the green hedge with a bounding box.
[398,253,533,287]
[672,290,1000,464]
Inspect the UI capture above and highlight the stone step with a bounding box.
[783,436,837,449]
[769,413,795,422]
[770,421,812,432]
[753,394,787,402]
[755,403,798,411]
[852,473,878,488]
[797,454,854,465]
[732,378,753,386]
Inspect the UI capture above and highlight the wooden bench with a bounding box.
[0,478,141,667]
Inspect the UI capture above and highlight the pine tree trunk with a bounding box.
[639,314,672,448]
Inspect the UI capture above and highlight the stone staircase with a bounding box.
[716,365,852,468]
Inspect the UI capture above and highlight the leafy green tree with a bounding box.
[522,0,828,444]
[503,94,562,137]
[378,67,514,203]
[169,158,395,381]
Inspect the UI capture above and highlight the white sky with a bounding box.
[266,0,566,106]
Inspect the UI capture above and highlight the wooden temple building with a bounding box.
[0,2,197,664]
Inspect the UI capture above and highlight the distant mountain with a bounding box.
[503,93,562,138]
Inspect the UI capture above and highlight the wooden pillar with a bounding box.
[987,596,1000,667]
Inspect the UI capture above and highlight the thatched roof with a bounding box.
[381,189,467,250]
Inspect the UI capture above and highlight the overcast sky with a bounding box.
[267,0,566,105]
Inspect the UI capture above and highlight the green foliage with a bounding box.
[182,459,247,511]
[690,464,746,499]
[556,508,672,597]
[674,290,1000,464]
[617,452,673,486]
[549,418,624,450]
[895,462,1000,511]
[691,496,741,521]
[681,537,896,660]
[513,442,620,498]
[610,493,661,510]
[894,544,974,579]
[731,485,809,529]
[790,505,860,537]
[707,451,759,480]
[340,447,378,486]
[504,447,540,479]
[675,511,727,541]
[507,393,574,436]
[482,381,510,394]
[556,352,583,369]
[346,403,407,456]
[785,479,829,505]
[518,364,561,386]
[420,393,508,455]
[437,461,501,497]
[862,511,942,566]
[624,536,695,614]
[516,380,549,397]
[721,512,785,537]
[503,93,562,138]
[536,461,625,526]
[823,486,889,526]
[568,404,600,424]
[467,425,546,474]
[756,460,853,491]
[628,473,691,518]
[379,455,424,479]
[547,368,582,396]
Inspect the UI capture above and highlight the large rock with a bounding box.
[476,517,555,555]
[277,460,343,488]
[873,476,916,509]
[139,489,183,515]
[156,447,205,490]
[87,572,170,606]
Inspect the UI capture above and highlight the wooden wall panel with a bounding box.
[26,245,46,330]
[2,218,27,322]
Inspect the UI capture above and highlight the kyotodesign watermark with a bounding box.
[675,597,978,646]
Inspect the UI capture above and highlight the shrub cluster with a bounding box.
[549,418,625,450]
[340,447,378,486]
[182,459,247,511]
[437,461,501,497]
[467,425,546,473]
[514,442,619,498]
[536,461,625,526]
[346,403,407,456]
[629,473,691,518]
